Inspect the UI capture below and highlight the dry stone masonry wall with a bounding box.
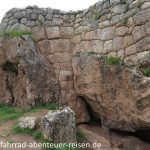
[0,0,150,106]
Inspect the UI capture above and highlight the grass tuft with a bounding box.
[0,104,24,122]
[143,67,150,77]
[106,56,122,65]
[0,103,59,123]
[0,29,32,38]
[93,12,102,20]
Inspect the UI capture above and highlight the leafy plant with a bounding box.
[0,29,32,38]
[93,12,102,20]
[143,67,150,77]
[106,56,122,65]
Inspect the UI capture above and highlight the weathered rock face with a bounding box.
[0,36,59,107]
[0,0,150,132]
[73,53,150,132]
[41,107,76,143]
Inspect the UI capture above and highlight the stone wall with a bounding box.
[0,0,150,104]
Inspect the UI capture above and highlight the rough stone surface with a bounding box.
[73,54,150,132]
[19,117,37,129]
[41,107,76,143]
[0,0,150,136]
[0,36,59,107]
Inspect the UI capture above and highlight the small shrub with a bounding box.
[106,56,122,65]
[143,67,150,77]
[0,30,32,38]
[93,12,102,20]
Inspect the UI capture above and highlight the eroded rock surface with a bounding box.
[73,53,150,132]
[0,36,59,107]
[41,107,76,143]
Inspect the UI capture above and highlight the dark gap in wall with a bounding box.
[78,96,101,126]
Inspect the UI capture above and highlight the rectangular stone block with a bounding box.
[53,39,71,53]
[125,44,137,56]
[46,26,61,39]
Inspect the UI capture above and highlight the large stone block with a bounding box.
[132,25,146,42]
[104,40,113,53]
[136,36,150,52]
[101,27,115,41]
[123,35,134,48]
[53,39,71,53]
[89,40,104,54]
[133,8,150,25]
[60,27,74,38]
[145,21,150,35]
[37,40,55,55]
[46,27,61,39]
[125,44,137,56]
[48,53,72,63]
[113,37,123,51]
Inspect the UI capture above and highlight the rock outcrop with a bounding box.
[0,0,150,133]
[0,36,59,107]
[41,107,76,143]
[73,53,150,131]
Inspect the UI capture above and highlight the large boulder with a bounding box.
[73,53,150,132]
[41,107,76,143]
[0,36,59,107]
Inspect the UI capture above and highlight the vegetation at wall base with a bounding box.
[0,29,32,38]
[0,103,59,122]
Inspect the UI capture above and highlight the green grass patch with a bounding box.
[0,29,32,38]
[30,103,60,112]
[106,56,123,65]
[143,67,150,77]
[76,130,86,142]
[12,124,43,140]
[0,103,59,122]
[93,12,102,20]
[0,104,24,122]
